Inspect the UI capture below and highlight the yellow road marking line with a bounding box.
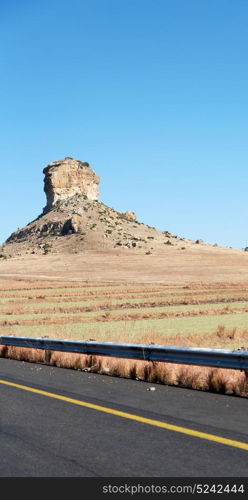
[1,379,248,451]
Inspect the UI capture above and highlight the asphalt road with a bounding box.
[0,357,248,477]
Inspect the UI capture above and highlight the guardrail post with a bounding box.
[44,350,51,364]
[42,336,51,364]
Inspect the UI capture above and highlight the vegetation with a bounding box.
[1,280,248,397]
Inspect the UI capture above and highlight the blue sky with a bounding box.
[1,0,247,248]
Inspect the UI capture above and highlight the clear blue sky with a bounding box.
[1,0,247,248]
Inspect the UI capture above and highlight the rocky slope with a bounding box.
[2,157,194,257]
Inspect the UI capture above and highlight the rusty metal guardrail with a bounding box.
[0,335,248,370]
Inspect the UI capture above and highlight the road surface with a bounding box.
[0,358,247,477]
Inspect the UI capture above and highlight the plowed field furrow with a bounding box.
[3,292,248,306]
[2,290,248,302]
[2,297,248,315]
[2,305,248,327]
[0,286,169,298]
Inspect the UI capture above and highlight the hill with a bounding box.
[2,157,192,257]
[0,157,247,285]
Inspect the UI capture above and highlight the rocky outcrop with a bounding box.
[61,215,83,235]
[43,157,100,212]
[5,155,183,257]
[124,210,137,221]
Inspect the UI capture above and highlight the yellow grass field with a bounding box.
[0,276,248,397]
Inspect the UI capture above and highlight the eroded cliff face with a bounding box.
[3,155,183,258]
[43,157,100,212]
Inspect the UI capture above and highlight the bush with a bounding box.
[43,243,52,254]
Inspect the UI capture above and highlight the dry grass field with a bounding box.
[0,257,248,397]
[2,153,248,395]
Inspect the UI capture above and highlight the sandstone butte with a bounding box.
[3,156,168,256]
[0,156,247,285]
[43,157,100,212]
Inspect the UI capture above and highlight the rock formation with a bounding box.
[61,214,83,235]
[124,210,137,221]
[43,157,100,212]
[3,155,183,257]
